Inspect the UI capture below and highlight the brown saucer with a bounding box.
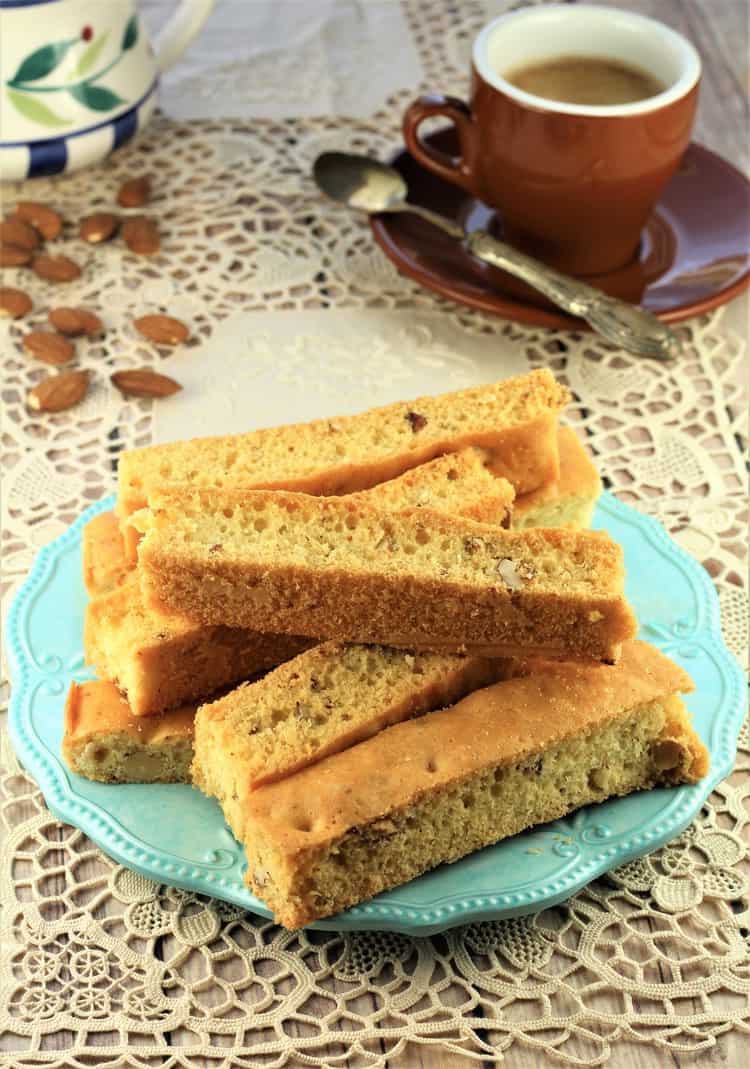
[371,131,750,329]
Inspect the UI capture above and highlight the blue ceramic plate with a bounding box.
[7,493,744,935]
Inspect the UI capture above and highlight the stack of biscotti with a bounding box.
[60,367,708,932]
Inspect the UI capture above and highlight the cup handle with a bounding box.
[153,0,215,73]
[402,93,479,193]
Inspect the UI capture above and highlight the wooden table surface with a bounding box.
[368,2,749,1067]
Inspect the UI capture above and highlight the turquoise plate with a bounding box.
[6,493,745,935]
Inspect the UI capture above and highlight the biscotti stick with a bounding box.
[241,641,708,928]
[82,512,132,596]
[193,643,510,833]
[63,681,195,783]
[86,452,515,716]
[136,489,637,663]
[117,368,569,557]
[515,426,602,529]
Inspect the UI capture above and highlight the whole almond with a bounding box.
[79,212,119,244]
[0,287,33,318]
[49,307,103,337]
[23,330,75,366]
[134,314,190,345]
[117,175,151,208]
[1,244,32,268]
[28,369,90,413]
[0,218,40,250]
[14,201,62,241]
[122,216,160,255]
[111,369,182,398]
[32,254,82,282]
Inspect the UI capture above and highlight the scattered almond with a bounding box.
[14,201,62,241]
[79,212,119,244]
[23,330,75,366]
[32,254,82,282]
[134,313,189,345]
[117,175,152,208]
[1,243,32,268]
[0,218,40,250]
[122,216,160,255]
[27,369,90,413]
[48,307,103,337]
[111,368,182,398]
[0,286,33,318]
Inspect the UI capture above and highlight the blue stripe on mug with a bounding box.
[28,137,68,177]
[112,107,139,150]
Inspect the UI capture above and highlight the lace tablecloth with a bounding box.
[1,2,748,1066]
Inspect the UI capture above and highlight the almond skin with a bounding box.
[134,314,189,345]
[111,369,182,398]
[1,244,32,267]
[79,212,119,244]
[32,254,82,282]
[117,175,151,208]
[23,330,75,366]
[28,370,90,413]
[14,201,62,241]
[121,216,160,255]
[48,307,103,337]
[0,218,40,250]
[0,287,33,318]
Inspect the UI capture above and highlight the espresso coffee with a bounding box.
[505,55,665,106]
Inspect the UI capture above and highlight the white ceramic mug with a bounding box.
[0,0,214,182]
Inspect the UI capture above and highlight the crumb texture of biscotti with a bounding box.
[82,512,131,595]
[62,681,195,783]
[85,452,515,716]
[117,369,569,526]
[84,572,313,716]
[514,427,602,530]
[193,642,511,836]
[137,489,637,661]
[242,641,707,927]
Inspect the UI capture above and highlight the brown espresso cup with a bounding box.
[403,4,701,277]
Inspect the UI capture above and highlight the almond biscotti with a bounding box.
[82,512,132,596]
[117,369,569,556]
[86,452,515,716]
[136,489,637,662]
[241,641,708,927]
[192,643,510,835]
[84,572,313,717]
[515,427,602,529]
[63,681,195,783]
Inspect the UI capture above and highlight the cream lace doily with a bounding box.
[1,1,748,1064]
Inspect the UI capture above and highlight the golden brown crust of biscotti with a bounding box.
[242,641,707,926]
[117,369,569,554]
[82,512,131,595]
[514,427,602,529]
[63,680,196,783]
[136,489,637,662]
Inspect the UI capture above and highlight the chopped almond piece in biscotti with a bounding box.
[514,427,602,529]
[192,643,511,833]
[135,489,637,663]
[240,640,708,928]
[62,680,195,784]
[82,512,132,595]
[117,368,568,557]
[85,453,514,717]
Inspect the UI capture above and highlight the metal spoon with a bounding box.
[313,151,681,360]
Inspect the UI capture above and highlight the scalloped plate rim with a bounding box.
[6,491,745,935]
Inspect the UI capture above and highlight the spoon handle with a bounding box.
[466,230,681,360]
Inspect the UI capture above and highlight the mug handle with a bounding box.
[402,93,479,193]
[153,0,215,73]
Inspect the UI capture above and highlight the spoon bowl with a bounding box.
[313,152,409,214]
